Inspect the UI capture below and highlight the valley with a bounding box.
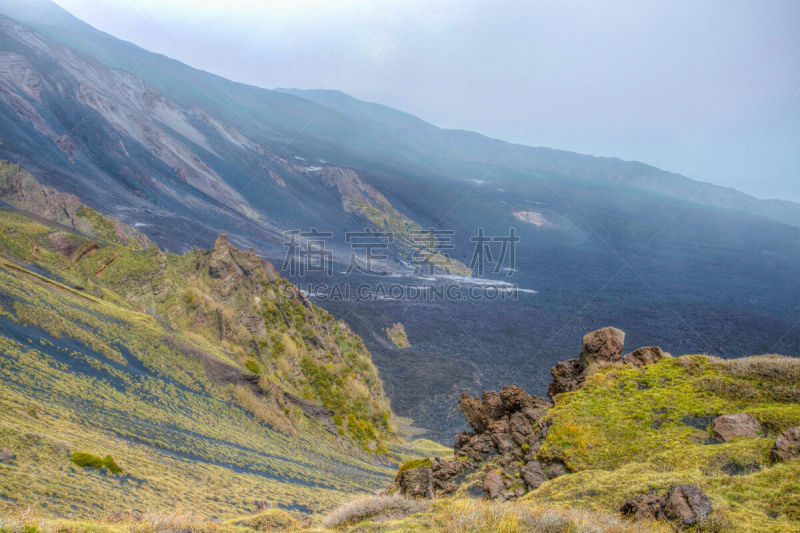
[0,2,798,531]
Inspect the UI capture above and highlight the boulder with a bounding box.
[579,327,625,367]
[458,392,487,433]
[547,358,584,400]
[543,460,568,479]
[482,470,504,500]
[454,432,474,454]
[509,411,534,434]
[622,346,671,367]
[487,418,509,435]
[396,462,433,498]
[522,407,548,427]
[659,484,712,527]
[711,413,762,442]
[521,461,547,490]
[619,493,661,519]
[509,412,534,445]
[771,427,800,462]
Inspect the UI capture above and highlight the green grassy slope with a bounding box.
[315,355,799,533]
[530,355,800,532]
[0,166,400,519]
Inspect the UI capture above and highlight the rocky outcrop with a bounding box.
[547,358,585,398]
[710,413,762,442]
[482,470,504,500]
[770,427,800,462]
[432,385,557,500]
[621,484,712,527]
[547,327,669,400]
[457,392,488,433]
[395,328,680,505]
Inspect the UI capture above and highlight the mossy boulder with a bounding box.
[395,458,433,498]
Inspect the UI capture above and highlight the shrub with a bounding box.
[70,452,103,469]
[102,455,122,474]
[323,494,428,528]
[384,322,410,348]
[244,359,260,374]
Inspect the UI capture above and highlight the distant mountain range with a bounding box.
[0,0,798,442]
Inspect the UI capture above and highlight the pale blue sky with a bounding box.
[54,0,800,201]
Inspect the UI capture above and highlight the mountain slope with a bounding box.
[0,162,396,517]
[0,4,797,444]
[1,0,799,229]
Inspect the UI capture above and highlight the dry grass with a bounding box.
[0,506,297,533]
[231,384,295,435]
[426,499,670,533]
[322,494,429,528]
[720,354,800,384]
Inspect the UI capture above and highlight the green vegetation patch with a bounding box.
[396,458,433,475]
[0,202,396,519]
[69,452,104,470]
[385,322,410,348]
[531,354,800,532]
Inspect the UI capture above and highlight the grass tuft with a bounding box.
[322,493,429,528]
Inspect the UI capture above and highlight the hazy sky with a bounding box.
[54,0,800,201]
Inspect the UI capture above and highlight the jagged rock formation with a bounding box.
[396,327,675,502]
[395,385,557,501]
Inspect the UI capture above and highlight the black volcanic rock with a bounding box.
[395,463,433,498]
[620,492,662,519]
